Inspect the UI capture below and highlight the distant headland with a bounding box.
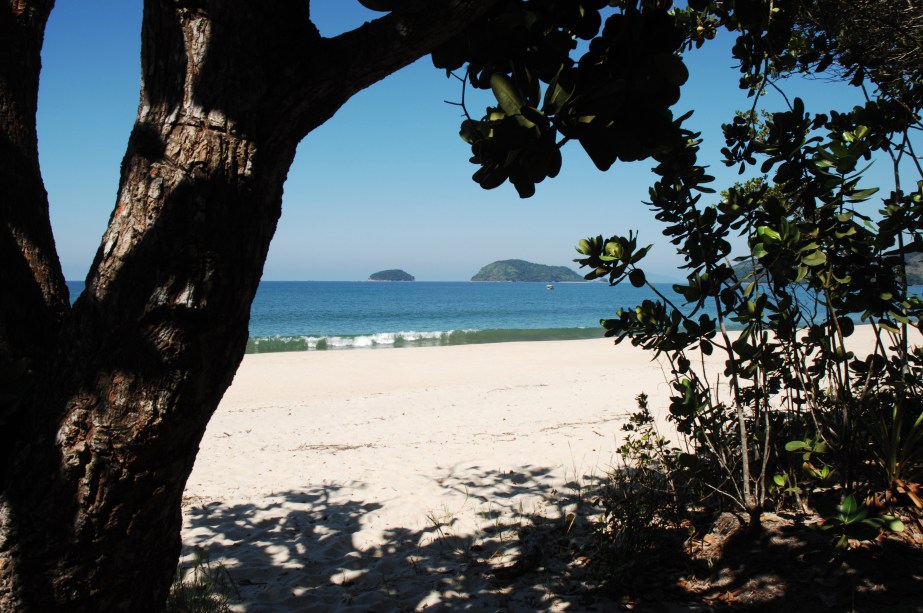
[369,269,415,282]
[471,259,585,282]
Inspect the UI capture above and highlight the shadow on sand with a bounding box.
[181,465,923,612]
[181,464,602,612]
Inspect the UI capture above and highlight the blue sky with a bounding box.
[37,1,894,282]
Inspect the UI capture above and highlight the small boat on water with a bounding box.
[546,284,554,290]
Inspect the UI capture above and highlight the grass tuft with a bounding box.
[165,548,238,613]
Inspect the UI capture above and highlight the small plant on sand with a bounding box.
[869,400,923,500]
[165,548,237,613]
[814,493,905,549]
[593,394,688,586]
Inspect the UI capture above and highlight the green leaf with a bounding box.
[785,440,809,452]
[757,226,782,241]
[473,165,507,190]
[519,138,559,182]
[880,320,900,333]
[796,241,820,253]
[848,187,880,202]
[653,53,689,87]
[629,269,646,288]
[459,119,483,144]
[519,105,546,127]
[884,516,905,532]
[490,73,524,117]
[890,310,910,324]
[578,128,618,171]
[512,178,535,198]
[542,73,574,115]
[802,251,827,267]
[837,317,855,337]
[630,245,652,265]
[839,494,858,516]
[604,241,623,259]
[834,226,857,238]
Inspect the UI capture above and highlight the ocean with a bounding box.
[65,280,921,354]
[66,280,668,353]
[241,281,658,353]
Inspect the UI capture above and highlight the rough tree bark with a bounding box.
[0,0,498,609]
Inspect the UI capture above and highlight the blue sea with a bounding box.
[66,280,672,353]
[65,280,923,354]
[241,281,661,353]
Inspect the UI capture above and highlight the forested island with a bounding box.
[369,269,415,281]
[471,259,585,282]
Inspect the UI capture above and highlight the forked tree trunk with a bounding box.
[0,1,498,609]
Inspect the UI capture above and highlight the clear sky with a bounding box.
[36,1,896,282]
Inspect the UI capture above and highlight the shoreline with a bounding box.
[244,327,606,353]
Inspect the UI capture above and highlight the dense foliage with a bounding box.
[434,0,692,198]
[470,259,585,281]
[570,0,923,540]
[439,0,923,548]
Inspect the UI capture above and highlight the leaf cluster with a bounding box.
[567,0,923,540]
[429,0,923,545]
[434,0,693,197]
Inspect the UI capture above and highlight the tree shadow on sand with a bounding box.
[180,465,923,612]
[180,464,607,612]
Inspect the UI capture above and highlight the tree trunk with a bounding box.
[0,0,499,609]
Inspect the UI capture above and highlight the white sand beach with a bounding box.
[179,326,909,611]
[180,337,674,611]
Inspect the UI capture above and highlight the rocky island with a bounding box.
[369,269,415,282]
[471,259,584,282]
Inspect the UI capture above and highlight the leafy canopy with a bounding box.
[427,0,923,533]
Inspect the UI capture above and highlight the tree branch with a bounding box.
[289,0,500,137]
[0,0,69,362]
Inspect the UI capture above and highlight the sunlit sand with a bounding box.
[181,326,902,610]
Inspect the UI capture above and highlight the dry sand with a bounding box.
[180,337,675,611]
[179,325,909,611]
